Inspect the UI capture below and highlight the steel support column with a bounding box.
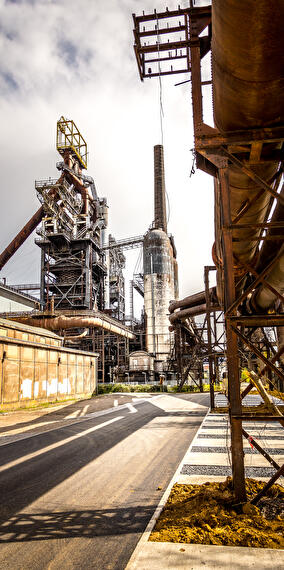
[204,265,215,409]
[219,166,246,502]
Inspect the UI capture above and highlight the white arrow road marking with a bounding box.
[0,416,124,474]
[126,403,137,413]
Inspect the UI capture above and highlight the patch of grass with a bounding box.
[96,382,222,396]
[96,383,166,395]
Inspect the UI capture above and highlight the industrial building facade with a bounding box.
[0,318,98,407]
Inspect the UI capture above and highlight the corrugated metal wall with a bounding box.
[0,319,97,406]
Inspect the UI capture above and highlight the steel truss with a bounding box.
[133,3,284,502]
[171,294,225,395]
[204,266,225,409]
[91,329,129,383]
[38,244,105,311]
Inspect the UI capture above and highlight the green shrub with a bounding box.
[241,368,250,381]
[97,384,113,394]
[111,383,130,392]
[96,383,169,395]
[167,383,221,393]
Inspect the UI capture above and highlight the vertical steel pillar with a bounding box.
[40,249,45,309]
[85,244,91,309]
[198,361,203,392]
[219,166,246,502]
[130,280,134,320]
[204,265,215,409]
[189,21,203,132]
[102,328,105,383]
[117,336,120,370]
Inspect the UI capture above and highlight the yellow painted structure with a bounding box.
[0,319,98,407]
[56,116,88,169]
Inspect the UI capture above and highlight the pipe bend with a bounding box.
[10,314,135,341]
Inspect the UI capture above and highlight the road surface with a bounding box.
[0,393,209,569]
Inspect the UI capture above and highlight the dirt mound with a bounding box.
[150,478,284,549]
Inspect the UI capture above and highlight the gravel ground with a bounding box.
[215,393,284,407]
[198,433,284,439]
[181,465,280,478]
[201,424,282,431]
[192,446,284,455]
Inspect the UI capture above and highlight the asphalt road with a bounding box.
[0,393,209,570]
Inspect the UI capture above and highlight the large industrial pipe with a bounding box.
[253,245,284,312]
[64,168,93,215]
[257,185,284,275]
[212,0,284,308]
[11,314,135,340]
[251,185,284,311]
[0,206,44,271]
[169,287,216,314]
[169,302,220,323]
[0,172,64,272]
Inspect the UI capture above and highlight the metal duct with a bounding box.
[251,185,284,310]
[257,185,284,275]
[212,0,284,308]
[169,287,216,314]
[169,302,220,323]
[12,314,135,340]
[253,245,284,312]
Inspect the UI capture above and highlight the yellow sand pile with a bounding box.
[268,389,284,402]
[150,478,284,549]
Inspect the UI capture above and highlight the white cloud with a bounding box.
[0,0,215,299]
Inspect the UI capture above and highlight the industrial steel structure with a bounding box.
[168,268,224,401]
[0,117,136,383]
[0,118,180,385]
[143,145,178,374]
[133,1,284,502]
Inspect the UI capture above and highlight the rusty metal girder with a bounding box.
[132,5,211,81]
[221,148,284,206]
[230,324,284,384]
[195,126,284,150]
[242,429,280,471]
[0,207,44,271]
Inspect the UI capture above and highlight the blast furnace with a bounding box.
[143,145,178,374]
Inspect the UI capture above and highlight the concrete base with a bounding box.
[128,542,284,570]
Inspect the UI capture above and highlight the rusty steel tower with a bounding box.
[35,117,108,312]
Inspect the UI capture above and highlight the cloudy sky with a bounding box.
[0,0,215,310]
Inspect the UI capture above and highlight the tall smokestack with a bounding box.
[154,145,167,233]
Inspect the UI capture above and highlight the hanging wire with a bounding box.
[156,15,170,225]
[190,148,196,177]
[156,15,164,146]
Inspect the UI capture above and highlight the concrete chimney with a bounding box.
[154,145,167,233]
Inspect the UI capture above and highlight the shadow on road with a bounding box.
[0,506,155,542]
[0,400,208,525]
[0,394,137,435]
